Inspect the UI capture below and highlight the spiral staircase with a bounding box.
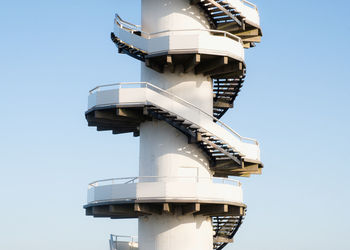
[85,1,263,249]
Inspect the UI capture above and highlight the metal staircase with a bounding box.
[192,0,244,29]
[87,100,261,177]
[146,106,244,172]
[213,77,244,119]
[111,32,146,62]
[213,214,245,249]
[190,0,262,48]
[111,32,246,119]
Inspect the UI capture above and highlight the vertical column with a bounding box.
[139,214,213,250]
[139,0,214,179]
[138,1,214,249]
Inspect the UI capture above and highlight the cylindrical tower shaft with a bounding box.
[139,1,214,249]
[141,0,210,33]
[139,214,213,250]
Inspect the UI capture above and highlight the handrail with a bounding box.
[89,82,258,145]
[115,14,141,29]
[89,176,242,188]
[111,234,138,242]
[89,82,144,94]
[115,14,242,43]
[110,235,138,250]
[240,0,258,10]
[207,0,242,27]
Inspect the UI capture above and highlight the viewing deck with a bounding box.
[86,82,262,177]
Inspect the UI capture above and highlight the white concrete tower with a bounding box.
[85,1,263,250]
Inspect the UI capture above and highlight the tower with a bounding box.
[84,1,263,249]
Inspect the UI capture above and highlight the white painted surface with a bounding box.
[226,0,260,27]
[114,23,244,62]
[139,121,212,178]
[139,3,223,247]
[87,179,243,205]
[141,65,213,114]
[142,0,210,33]
[139,214,213,250]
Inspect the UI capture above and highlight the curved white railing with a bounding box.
[115,14,242,43]
[89,176,242,188]
[240,0,257,10]
[89,82,258,146]
[115,14,141,31]
[110,235,138,250]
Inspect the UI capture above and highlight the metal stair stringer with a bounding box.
[145,106,244,172]
[212,212,245,250]
[213,77,245,119]
[110,32,246,120]
[190,0,262,48]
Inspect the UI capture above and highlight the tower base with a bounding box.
[139,213,213,250]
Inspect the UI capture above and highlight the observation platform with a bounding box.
[86,83,262,177]
[112,14,249,119]
[85,176,245,228]
[112,15,245,76]
[86,177,246,250]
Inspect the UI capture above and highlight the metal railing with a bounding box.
[89,82,258,145]
[241,0,258,10]
[110,235,138,250]
[89,176,242,189]
[115,14,242,43]
[115,14,141,30]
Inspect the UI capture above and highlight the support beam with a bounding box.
[183,54,201,73]
[242,36,261,43]
[134,203,162,215]
[162,203,174,214]
[182,203,200,215]
[116,108,143,120]
[196,204,228,216]
[166,55,176,73]
[204,62,243,77]
[228,206,245,216]
[235,29,260,38]
[109,205,134,215]
[195,56,228,75]
[213,101,234,108]
[213,237,233,243]
[92,206,109,217]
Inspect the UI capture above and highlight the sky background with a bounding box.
[0,0,349,249]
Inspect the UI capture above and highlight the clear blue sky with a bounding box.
[0,0,349,249]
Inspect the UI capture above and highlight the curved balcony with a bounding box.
[113,14,245,75]
[85,176,245,220]
[113,15,247,120]
[86,82,262,177]
[87,176,243,206]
